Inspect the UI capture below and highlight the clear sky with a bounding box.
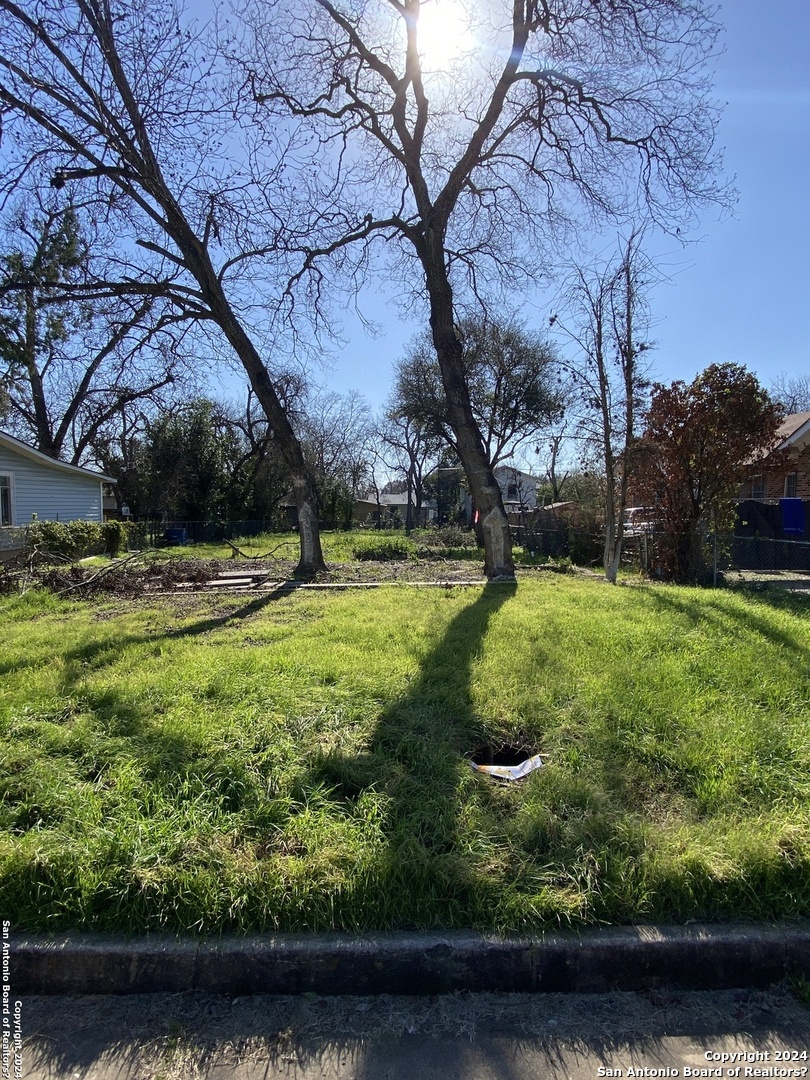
[310,0,810,411]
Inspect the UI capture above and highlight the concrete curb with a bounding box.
[11,924,810,996]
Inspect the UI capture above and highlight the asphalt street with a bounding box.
[16,985,810,1080]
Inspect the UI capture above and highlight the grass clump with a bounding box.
[1,577,809,935]
[352,537,417,562]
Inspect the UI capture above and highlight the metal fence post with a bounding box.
[713,531,718,588]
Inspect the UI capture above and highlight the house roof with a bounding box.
[539,501,579,512]
[492,465,541,483]
[777,412,810,453]
[0,431,115,483]
[372,493,438,508]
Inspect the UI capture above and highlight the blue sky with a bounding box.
[310,0,810,411]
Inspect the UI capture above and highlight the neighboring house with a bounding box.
[742,412,810,502]
[737,412,810,545]
[494,466,539,512]
[0,431,113,539]
[459,465,539,525]
[354,493,438,527]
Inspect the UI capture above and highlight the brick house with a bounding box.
[742,412,810,502]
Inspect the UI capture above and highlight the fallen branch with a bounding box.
[224,538,298,561]
[55,549,153,595]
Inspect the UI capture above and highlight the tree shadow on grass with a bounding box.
[642,584,810,663]
[0,585,296,679]
[2,582,520,935]
[296,581,518,931]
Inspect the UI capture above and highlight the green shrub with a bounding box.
[28,520,104,560]
[0,566,13,595]
[28,519,149,560]
[126,521,150,551]
[100,520,139,557]
[352,537,416,561]
[412,524,477,548]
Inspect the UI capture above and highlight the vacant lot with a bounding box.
[1,575,808,934]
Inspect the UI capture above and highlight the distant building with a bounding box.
[494,466,539,512]
[354,493,438,527]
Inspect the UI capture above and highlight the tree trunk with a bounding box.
[24,291,57,458]
[596,319,623,585]
[160,209,326,576]
[216,312,325,576]
[604,520,622,584]
[405,467,414,533]
[421,241,514,579]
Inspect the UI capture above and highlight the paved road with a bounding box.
[16,985,810,1080]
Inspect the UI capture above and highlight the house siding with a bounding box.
[492,466,538,510]
[744,444,810,502]
[0,445,104,525]
[741,414,810,502]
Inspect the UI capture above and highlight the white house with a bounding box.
[459,465,539,524]
[0,431,113,535]
[493,465,539,512]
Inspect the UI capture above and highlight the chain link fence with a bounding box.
[510,523,603,565]
[632,530,810,577]
[510,523,810,577]
[148,519,275,546]
[724,534,810,573]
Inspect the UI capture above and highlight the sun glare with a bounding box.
[416,0,475,70]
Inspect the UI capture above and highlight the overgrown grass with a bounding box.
[1,578,808,934]
[160,528,488,563]
[111,525,568,567]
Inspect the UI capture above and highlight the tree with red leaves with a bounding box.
[636,363,782,583]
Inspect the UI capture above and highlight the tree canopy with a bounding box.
[770,372,810,415]
[104,396,293,525]
[0,0,327,573]
[635,363,783,582]
[243,0,729,577]
[393,316,563,468]
[0,199,182,464]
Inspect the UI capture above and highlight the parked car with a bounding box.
[622,507,655,537]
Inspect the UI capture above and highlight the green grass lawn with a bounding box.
[155,528,483,563]
[1,576,808,934]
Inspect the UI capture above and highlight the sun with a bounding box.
[415,0,476,70]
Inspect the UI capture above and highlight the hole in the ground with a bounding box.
[470,743,531,767]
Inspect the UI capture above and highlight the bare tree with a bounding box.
[0,0,327,574]
[770,372,810,415]
[556,232,654,583]
[243,0,728,578]
[300,389,374,529]
[0,197,185,464]
[377,407,444,532]
[538,428,572,505]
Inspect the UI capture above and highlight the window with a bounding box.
[507,482,518,499]
[751,475,765,500]
[785,472,798,499]
[0,475,11,526]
